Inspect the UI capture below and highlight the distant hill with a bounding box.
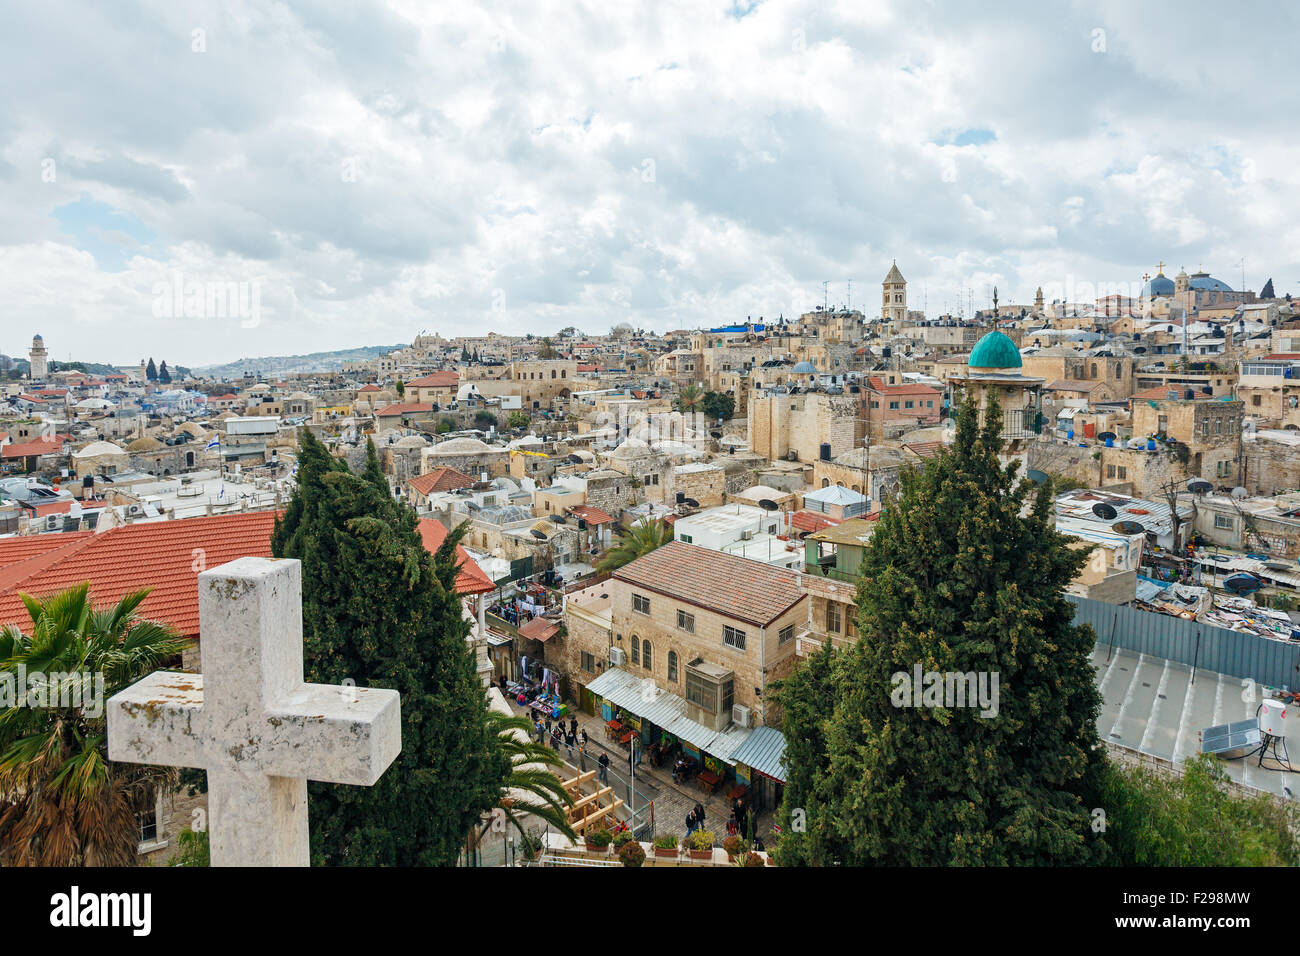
[192,344,407,380]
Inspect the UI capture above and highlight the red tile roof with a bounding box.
[903,441,943,459]
[866,377,941,396]
[2,436,65,459]
[408,467,474,496]
[790,510,841,534]
[406,371,459,388]
[0,512,279,639]
[417,519,496,594]
[375,402,434,416]
[357,384,381,392]
[613,540,804,628]
[0,510,496,638]
[567,504,613,526]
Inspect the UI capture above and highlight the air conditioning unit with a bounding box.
[127,504,142,515]
[732,704,752,728]
[608,646,627,667]
[740,529,753,541]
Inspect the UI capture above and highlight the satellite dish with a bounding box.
[530,528,548,540]
[1187,479,1213,493]
[684,498,699,509]
[1025,470,1048,486]
[1231,487,1248,499]
[1113,520,1145,535]
[758,498,779,511]
[1096,431,1116,441]
[710,430,723,439]
[1092,503,1118,520]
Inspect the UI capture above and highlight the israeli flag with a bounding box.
[218,484,225,501]
[205,435,220,451]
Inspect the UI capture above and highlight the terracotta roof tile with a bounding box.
[417,519,496,594]
[409,467,474,496]
[375,402,434,416]
[406,371,459,388]
[567,504,613,525]
[613,540,804,627]
[790,510,841,534]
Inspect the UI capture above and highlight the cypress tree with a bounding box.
[770,634,840,866]
[805,394,1105,865]
[145,358,157,381]
[271,431,506,864]
[158,360,171,384]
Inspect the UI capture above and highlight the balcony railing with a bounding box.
[804,561,858,583]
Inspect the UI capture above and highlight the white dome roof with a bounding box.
[73,440,127,458]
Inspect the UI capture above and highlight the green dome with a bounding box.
[968,330,1022,369]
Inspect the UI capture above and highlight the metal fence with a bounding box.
[1070,594,1300,691]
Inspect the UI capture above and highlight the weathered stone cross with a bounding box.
[108,557,401,866]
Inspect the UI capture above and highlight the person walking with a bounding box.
[685,806,697,836]
[581,728,589,748]
[598,751,610,784]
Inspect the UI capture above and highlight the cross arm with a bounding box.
[107,670,208,770]
[260,684,402,786]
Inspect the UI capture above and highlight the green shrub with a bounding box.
[618,841,646,867]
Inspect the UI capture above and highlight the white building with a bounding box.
[672,503,802,569]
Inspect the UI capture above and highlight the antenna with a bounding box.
[847,279,852,312]
[823,280,829,313]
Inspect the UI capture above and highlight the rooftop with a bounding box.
[613,540,804,627]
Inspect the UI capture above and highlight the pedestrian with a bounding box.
[533,719,544,744]
[581,728,589,747]
[598,751,610,784]
[569,716,578,738]
[694,803,705,829]
[552,725,563,751]
[685,807,697,836]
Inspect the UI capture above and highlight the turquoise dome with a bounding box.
[968,330,1022,369]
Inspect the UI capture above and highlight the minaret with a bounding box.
[29,334,48,381]
[1034,286,1044,315]
[882,261,907,331]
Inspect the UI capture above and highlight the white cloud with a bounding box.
[1,0,1296,365]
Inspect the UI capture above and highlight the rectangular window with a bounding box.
[679,533,693,544]
[632,593,650,615]
[1117,467,1127,480]
[1106,465,1116,478]
[779,624,794,646]
[581,651,595,673]
[904,400,914,409]
[1214,514,1234,530]
[889,401,899,410]
[677,609,695,633]
[826,603,841,633]
[723,625,747,650]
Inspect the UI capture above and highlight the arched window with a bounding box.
[631,637,640,666]
[642,640,652,670]
[667,651,678,683]
[821,478,830,488]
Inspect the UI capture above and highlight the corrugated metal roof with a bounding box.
[728,725,787,782]
[584,667,753,763]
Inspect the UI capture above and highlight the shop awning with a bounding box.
[584,667,753,764]
[728,725,787,783]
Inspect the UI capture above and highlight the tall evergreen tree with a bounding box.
[157,361,171,384]
[145,358,157,381]
[770,634,840,866]
[802,394,1106,865]
[271,432,506,865]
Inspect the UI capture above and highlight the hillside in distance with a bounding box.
[192,344,407,379]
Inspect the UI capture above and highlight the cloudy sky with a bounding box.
[2,0,1297,367]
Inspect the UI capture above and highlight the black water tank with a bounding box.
[820,443,832,461]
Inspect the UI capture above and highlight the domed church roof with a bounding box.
[968,330,1023,370]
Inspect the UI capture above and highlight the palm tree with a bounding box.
[471,712,574,856]
[0,584,187,866]
[596,517,674,573]
[674,382,703,413]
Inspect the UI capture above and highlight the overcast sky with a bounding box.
[2,0,1297,367]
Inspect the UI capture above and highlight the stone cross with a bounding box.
[108,557,401,866]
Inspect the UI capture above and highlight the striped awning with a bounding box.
[584,667,752,764]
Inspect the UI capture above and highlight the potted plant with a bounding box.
[587,829,613,854]
[688,829,714,861]
[652,833,679,858]
[722,834,745,860]
[612,829,635,851]
[618,841,646,867]
[742,851,765,867]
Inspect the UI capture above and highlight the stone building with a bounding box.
[420,436,510,480]
[667,462,726,508]
[948,330,1045,472]
[561,541,806,729]
[882,262,907,331]
[1130,392,1244,487]
[748,387,862,465]
[28,334,49,381]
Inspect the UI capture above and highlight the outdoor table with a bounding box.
[618,730,636,749]
[727,783,748,801]
[697,770,721,794]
